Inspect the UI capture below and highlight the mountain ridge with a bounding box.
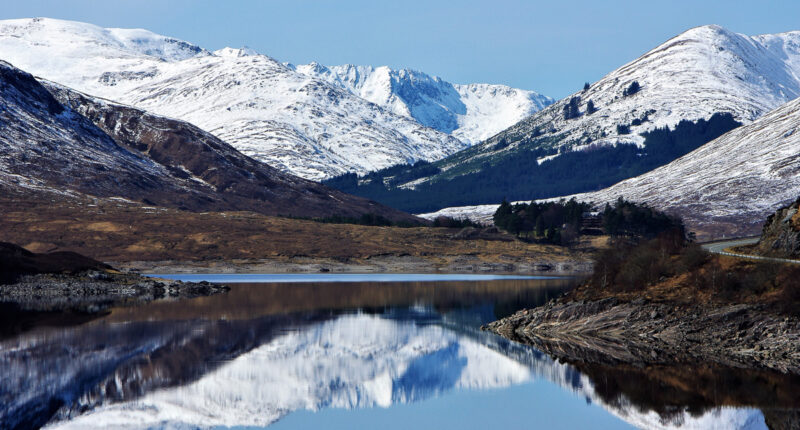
[0,59,419,222]
[287,62,553,143]
[0,17,550,180]
[323,24,800,214]
[422,95,800,238]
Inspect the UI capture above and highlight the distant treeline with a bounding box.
[323,113,741,213]
[298,212,480,229]
[299,213,420,228]
[492,197,683,245]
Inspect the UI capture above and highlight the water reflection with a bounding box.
[0,277,797,430]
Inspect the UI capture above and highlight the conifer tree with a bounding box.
[586,100,597,115]
[623,81,641,97]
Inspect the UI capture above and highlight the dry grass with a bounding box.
[0,198,594,264]
[574,249,799,312]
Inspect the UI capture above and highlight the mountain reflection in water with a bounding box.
[0,277,797,430]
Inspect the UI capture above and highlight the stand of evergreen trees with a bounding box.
[492,197,683,246]
[323,113,740,214]
[623,81,641,96]
[600,197,684,239]
[493,198,591,244]
[586,100,597,115]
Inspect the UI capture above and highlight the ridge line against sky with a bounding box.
[2,0,800,99]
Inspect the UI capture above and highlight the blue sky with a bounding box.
[3,0,799,99]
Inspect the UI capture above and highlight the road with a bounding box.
[701,237,800,265]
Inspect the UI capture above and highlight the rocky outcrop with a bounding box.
[0,242,228,311]
[0,242,110,284]
[756,197,800,258]
[0,273,229,313]
[483,298,800,374]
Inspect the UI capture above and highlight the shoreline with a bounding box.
[0,272,229,313]
[483,297,800,374]
[112,254,594,276]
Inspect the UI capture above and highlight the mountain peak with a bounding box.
[0,17,209,62]
[295,62,552,143]
[668,24,745,44]
[214,46,259,58]
[0,17,551,179]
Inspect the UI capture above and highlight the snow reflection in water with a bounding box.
[0,277,794,429]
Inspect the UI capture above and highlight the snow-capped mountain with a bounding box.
[434,24,800,175]
[566,94,800,237]
[0,17,479,181]
[478,24,800,153]
[45,315,532,429]
[422,95,800,238]
[336,24,800,214]
[288,62,552,143]
[0,60,417,221]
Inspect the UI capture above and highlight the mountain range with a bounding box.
[288,62,552,144]
[1,18,799,237]
[327,25,800,215]
[423,95,800,237]
[0,18,550,180]
[0,60,416,221]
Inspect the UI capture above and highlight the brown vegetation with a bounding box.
[580,231,800,313]
[0,197,595,268]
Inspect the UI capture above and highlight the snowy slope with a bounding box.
[421,95,800,238]
[289,62,552,143]
[0,18,466,180]
[366,24,800,201]
[565,95,800,237]
[0,60,417,220]
[448,24,800,167]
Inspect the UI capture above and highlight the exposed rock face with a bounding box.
[757,197,800,258]
[483,298,800,374]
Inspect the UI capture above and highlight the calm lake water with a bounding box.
[2,274,797,429]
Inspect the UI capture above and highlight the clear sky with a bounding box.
[2,0,799,99]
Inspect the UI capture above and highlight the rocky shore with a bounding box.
[0,271,229,312]
[483,297,800,374]
[0,241,229,312]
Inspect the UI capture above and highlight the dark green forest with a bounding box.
[491,197,682,245]
[324,113,740,213]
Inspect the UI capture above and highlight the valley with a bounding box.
[1,8,800,430]
[424,94,800,240]
[324,25,800,218]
